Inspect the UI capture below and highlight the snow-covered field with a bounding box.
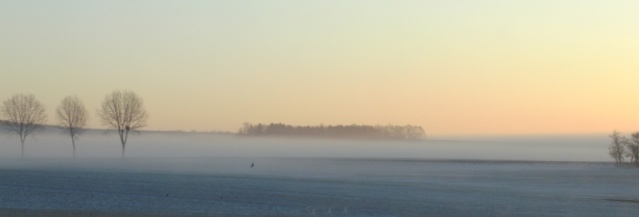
[0,133,637,216]
[1,158,638,216]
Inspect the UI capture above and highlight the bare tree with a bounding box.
[56,96,88,158]
[97,90,148,158]
[625,132,639,167]
[0,94,48,158]
[608,130,627,166]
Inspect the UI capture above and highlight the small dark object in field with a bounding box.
[220,196,223,200]
[250,162,254,168]
[165,193,169,197]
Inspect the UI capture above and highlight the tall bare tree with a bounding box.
[97,90,148,157]
[56,96,88,158]
[0,94,47,158]
[608,130,627,166]
[626,132,639,167]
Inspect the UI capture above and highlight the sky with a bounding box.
[1,0,639,136]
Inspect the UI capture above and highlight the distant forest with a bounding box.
[237,123,426,140]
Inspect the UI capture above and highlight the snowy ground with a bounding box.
[1,157,638,217]
[0,133,635,216]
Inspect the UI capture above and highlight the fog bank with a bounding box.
[0,131,609,162]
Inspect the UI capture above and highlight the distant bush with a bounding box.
[238,123,425,140]
[608,130,639,167]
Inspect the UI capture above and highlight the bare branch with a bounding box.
[56,96,88,158]
[97,90,148,157]
[609,130,627,166]
[1,94,48,158]
[626,132,639,167]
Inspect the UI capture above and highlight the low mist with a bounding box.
[0,130,609,161]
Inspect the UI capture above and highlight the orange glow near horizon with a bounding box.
[2,1,639,135]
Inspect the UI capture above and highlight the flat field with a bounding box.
[1,157,637,217]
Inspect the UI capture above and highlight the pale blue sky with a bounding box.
[2,1,639,135]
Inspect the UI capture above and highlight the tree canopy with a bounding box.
[238,123,425,140]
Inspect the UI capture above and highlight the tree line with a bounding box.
[608,130,639,167]
[0,90,148,158]
[238,123,426,140]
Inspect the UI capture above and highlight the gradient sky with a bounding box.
[1,0,639,135]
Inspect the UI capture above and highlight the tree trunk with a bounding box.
[20,135,25,159]
[121,129,129,158]
[119,129,126,158]
[72,137,76,159]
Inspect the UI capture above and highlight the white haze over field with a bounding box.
[0,130,610,162]
[0,130,631,217]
